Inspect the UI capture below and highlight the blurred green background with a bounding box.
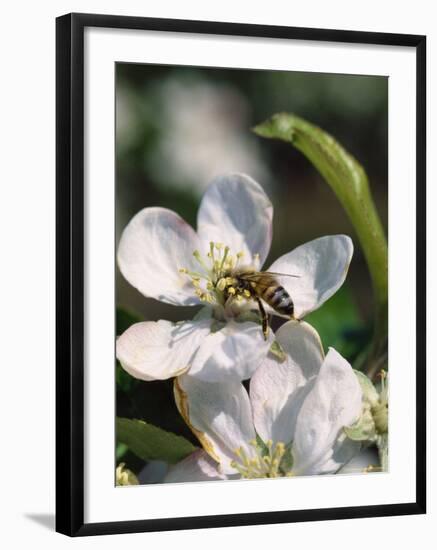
[115,63,388,478]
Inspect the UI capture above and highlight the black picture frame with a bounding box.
[56,12,426,537]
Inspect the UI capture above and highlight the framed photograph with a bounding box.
[56,12,426,536]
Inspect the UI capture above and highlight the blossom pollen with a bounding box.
[179,242,249,306]
[230,439,290,479]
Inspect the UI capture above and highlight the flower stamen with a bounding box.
[179,242,259,308]
[219,246,230,276]
[231,439,291,479]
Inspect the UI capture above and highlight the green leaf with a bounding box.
[116,417,198,464]
[127,379,199,446]
[116,442,129,461]
[254,113,388,376]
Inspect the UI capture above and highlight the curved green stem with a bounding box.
[254,113,388,376]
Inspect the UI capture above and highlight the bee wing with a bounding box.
[241,272,300,296]
[241,271,300,283]
[261,271,300,278]
[239,273,280,291]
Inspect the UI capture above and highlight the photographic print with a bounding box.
[114,64,389,486]
[56,13,425,535]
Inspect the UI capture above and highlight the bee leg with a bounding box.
[256,297,269,340]
[289,305,299,323]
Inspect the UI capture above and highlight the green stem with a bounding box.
[254,114,388,376]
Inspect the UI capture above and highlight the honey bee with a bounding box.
[223,269,299,339]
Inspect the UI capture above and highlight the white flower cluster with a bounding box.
[117,174,365,481]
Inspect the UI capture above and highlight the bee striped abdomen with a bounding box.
[262,285,294,316]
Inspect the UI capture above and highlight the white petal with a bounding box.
[276,320,325,381]
[116,319,211,381]
[250,321,324,445]
[197,174,273,267]
[250,354,306,446]
[175,376,256,475]
[188,321,273,382]
[306,435,362,475]
[164,450,225,483]
[117,207,202,306]
[267,235,353,318]
[292,348,363,475]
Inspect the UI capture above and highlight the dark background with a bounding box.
[115,63,388,477]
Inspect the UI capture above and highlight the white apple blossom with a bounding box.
[116,173,353,383]
[166,321,363,481]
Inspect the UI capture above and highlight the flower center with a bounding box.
[230,439,293,479]
[179,241,258,306]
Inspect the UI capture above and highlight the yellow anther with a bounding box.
[215,242,224,250]
[227,287,236,295]
[266,440,273,448]
[179,268,188,274]
[243,289,251,298]
[195,290,210,301]
[231,439,293,479]
[216,278,227,291]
